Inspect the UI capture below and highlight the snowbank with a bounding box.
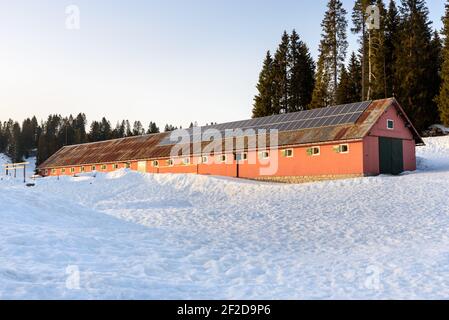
[1,137,449,299]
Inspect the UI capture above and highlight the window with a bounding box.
[167,159,174,166]
[70,168,75,173]
[387,119,394,130]
[259,151,269,160]
[282,149,294,158]
[183,158,190,165]
[44,169,48,175]
[101,165,107,171]
[201,156,208,164]
[81,166,85,172]
[125,163,131,169]
[153,160,159,167]
[307,147,320,156]
[113,164,119,169]
[220,155,227,163]
[236,153,247,161]
[92,165,96,171]
[51,169,56,174]
[61,168,66,174]
[339,144,349,153]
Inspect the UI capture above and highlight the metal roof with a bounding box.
[38,98,424,169]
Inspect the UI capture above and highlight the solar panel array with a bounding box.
[159,101,372,145]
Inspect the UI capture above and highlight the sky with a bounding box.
[0,0,445,129]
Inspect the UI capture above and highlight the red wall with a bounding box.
[363,105,417,175]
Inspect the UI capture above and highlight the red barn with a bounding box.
[37,98,424,182]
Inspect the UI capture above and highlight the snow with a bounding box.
[1,137,449,299]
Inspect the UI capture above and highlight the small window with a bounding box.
[259,151,269,160]
[339,144,349,153]
[387,119,394,130]
[183,158,190,165]
[92,165,96,171]
[101,165,107,170]
[167,159,174,166]
[81,166,85,172]
[113,164,119,169]
[307,147,320,156]
[282,149,294,158]
[125,163,131,169]
[201,156,208,164]
[61,168,66,173]
[236,153,247,161]
[70,168,75,173]
[153,160,159,167]
[51,169,56,174]
[44,169,48,175]
[220,155,227,163]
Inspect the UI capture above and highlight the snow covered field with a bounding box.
[1,137,449,299]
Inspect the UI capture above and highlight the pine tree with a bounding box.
[336,52,363,104]
[311,0,348,108]
[395,0,440,131]
[369,0,388,99]
[132,121,144,136]
[352,0,374,100]
[147,122,160,134]
[272,32,290,114]
[385,0,400,97]
[253,51,275,117]
[288,30,315,112]
[436,1,449,126]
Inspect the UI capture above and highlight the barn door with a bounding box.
[137,161,147,173]
[379,137,404,175]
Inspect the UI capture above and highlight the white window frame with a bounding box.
[339,144,349,154]
[237,152,247,161]
[113,164,119,169]
[70,168,75,173]
[51,169,56,174]
[45,169,48,175]
[167,159,174,167]
[308,146,320,156]
[92,165,96,171]
[201,156,208,164]
[125,163,131,169]
[387,119,394,130]
[101,165,107,171]
[61,168,66,173]
[259,151,270,160]
[81,166,85,172]
[220,155,227,163]
[283,149,294,158]
[183,157,190,165]
[153,160,159,167]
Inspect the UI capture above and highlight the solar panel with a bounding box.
[158,101,372,145]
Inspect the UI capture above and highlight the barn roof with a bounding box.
[38,98,424,169]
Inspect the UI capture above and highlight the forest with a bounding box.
[1,0,449,167]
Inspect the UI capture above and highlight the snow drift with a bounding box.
[0,137,449,299]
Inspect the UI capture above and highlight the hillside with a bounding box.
[1,136,449,299]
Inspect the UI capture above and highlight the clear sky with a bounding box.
[0,0,445,129]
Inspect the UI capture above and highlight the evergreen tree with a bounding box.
[147,122,160,134]
[132,121,144,136]
[272,32,290,114]
[352,0,374,100]
[385,0,401,97]
[395,0,440,130]
[252,51,275,117]
[164,124,177,132]
[436,1,449,126]
[311,0,348,108]
[336,52,363,104]
[369,0,388,99]
[288,30,315,112]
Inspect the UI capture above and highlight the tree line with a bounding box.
[253,0,449,132]
[0,115,183,165]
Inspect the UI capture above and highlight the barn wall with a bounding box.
[363,136,380,175]
[40,141,365,178]
[363,105,417,174]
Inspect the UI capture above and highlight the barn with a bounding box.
[37,98,424,182]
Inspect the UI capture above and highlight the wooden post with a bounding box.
[23,164,26,183]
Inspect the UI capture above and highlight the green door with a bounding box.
[379,137,404,175]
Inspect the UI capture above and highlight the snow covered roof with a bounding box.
[38,98,423,169]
